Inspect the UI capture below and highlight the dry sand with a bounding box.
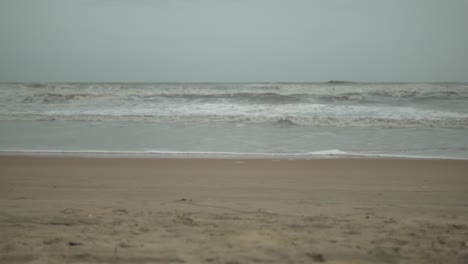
[1,156,468,264]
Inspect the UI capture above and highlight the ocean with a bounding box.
[1,82,467,159]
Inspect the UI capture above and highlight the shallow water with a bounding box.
[1,120,467,159]
[1,82,467,159]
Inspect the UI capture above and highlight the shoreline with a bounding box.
[1,156,468,263]
[1,150,467,160]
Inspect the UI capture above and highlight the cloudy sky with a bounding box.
[0,0,467,82]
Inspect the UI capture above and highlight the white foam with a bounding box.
[306,149,349,155]
[2,82,468,100]
[1,82,468,128]
[1,149,466,160]
[1,111,467,128]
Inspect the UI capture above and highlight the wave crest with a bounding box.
[2,82,467,100]
[21,92,97,104]
[2,113,467,128]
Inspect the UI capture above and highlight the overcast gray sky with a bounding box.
[0,0,467,82]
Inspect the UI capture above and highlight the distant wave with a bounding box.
[139,93,306,104]
[21,92,98,104]
[14,90,464,106]
[16,91,376,105]
[1,113,468,128]
[2,82,468,100]
[327,80,357,84]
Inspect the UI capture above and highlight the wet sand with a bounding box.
[1,156,468,263]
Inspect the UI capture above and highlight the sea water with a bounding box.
[0,82,467,159]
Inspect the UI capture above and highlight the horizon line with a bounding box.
[1,80,468,84]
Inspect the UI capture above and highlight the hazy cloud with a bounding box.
[0,0,467,82]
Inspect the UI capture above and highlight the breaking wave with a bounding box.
[1,113,468,128]
[21,92,98,104]
[2,82,468,100]
[1,82,468,128]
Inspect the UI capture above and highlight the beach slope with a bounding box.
[1,156,468,263]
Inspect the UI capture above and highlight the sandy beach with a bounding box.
[1,156,467,263]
